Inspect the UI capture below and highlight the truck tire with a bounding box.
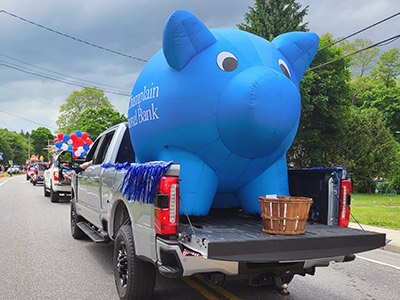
[70,200,85,239]
[44,183,50,197]
[50,187,59,203]
[114,225,156,300]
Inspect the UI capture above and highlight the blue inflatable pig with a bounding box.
[128,10,319,215]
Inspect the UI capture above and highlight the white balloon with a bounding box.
[78,146,84,152]
[61,143,68,151]
[67,139,73,145]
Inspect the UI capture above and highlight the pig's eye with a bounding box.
[217,51,238,72]
[278,59,291,79]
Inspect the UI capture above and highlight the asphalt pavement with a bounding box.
[1,175,400,300]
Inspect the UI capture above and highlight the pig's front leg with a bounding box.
[237,155,290,214]
[159,147,218,216]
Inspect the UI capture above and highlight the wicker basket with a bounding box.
[259,196,312,235]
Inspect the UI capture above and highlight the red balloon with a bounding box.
[57,133,64,140]
[70,133,77,141]
[81,132,89,140]
[72,155,77,159]
[72,146,78,152]
[85,138,93,145]
[77,137,85,146]
[53,138,59,144]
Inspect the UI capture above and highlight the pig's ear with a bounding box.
[163,10,216,71]
[271,32,319,80]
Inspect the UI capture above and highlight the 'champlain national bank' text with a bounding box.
[129,84,159,109]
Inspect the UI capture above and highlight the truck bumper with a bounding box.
[156,237,356,277]
[156,238,238,276]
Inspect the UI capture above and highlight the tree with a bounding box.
[30,127,54,159]
[0,132,13,166]
[237,0,308,40]
[56,87,113,133]
[334,108,399,193]
[370,48,400,88]
[361,85,400,140]
[341,38,380,78]
[355,49,400,139]
[80,108,127,140]
[288,34,352,167]
[0,129,29,166]
[340,38,380,105]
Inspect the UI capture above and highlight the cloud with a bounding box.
[1,0,399,134]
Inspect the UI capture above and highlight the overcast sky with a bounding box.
[1,0,399,134]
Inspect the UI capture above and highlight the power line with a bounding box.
[1,63,131,96]
[0,10,148,63]
[318,11,400,51]
[0,59,131,96]
[0,109,57,130]
[0,54,131,92]
[378,36,400,47]
[308,34,400,72]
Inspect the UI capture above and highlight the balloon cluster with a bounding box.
[30,155,44,162]
[53,131,93,159]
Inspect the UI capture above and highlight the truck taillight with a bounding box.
[53,171,59,181]
[154,176,179,236]
[339,179,352,227]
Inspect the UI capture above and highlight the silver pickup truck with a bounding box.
[71,122,385,300]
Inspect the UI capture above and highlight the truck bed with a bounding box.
[179,210,385,262]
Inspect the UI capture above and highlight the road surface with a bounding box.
[1,175,399,300]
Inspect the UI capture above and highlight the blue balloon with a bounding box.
[128,10,319,216]
[68,145,73,151]
[63,134,70,142]
[55,141,62,149]
[83,144,90,151]
[79,153,85,158]
[75,130,82,137]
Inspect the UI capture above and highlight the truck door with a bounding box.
[100,128,136,217]
[76,132,115,228]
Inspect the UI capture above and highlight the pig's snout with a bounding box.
[217,66,301,159]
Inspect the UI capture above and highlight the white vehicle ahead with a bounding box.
[44,151,81,202]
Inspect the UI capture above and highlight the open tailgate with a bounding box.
[179,212,385,262]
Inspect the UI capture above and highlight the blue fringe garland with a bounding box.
[101,161,173,204]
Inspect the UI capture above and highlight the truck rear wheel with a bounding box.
[70,200,85,239]
[50,187,59,203]
[114,225,156,300]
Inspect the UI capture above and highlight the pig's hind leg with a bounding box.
[236,155,290,214]
[159,147,218,216]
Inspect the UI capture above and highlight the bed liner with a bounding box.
[179,210,385,262]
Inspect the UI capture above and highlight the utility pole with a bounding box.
[28,136,31,160]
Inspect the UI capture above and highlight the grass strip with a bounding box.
[350,206,400,230]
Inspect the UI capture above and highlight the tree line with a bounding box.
[2,0,399,194]
[0,87,126,168]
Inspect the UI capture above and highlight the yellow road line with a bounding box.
[194,274,242,300]
[182,277,223,300]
